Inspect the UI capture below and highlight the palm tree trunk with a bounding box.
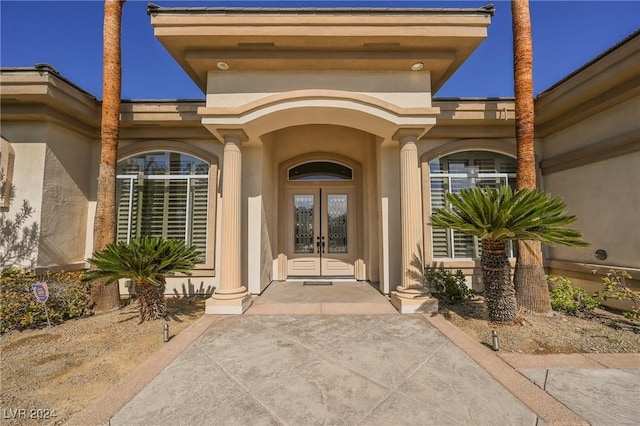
[91,0,126,313]
[482,239,517,324]
[136,280,167,321]
[511,0,552,315]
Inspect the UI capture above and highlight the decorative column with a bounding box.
[206,130,252,314]
[390,130,438,314]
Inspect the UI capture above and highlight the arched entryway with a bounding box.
[278,153,365,280]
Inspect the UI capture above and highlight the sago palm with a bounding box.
[83,237,200,321]
[430,186,587,323]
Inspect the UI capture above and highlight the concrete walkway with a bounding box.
[67,282,640,426]
[245,281,397,315]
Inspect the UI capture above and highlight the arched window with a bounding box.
[116,151,209,257]
[288,161,353,181]
[430,151,517,259]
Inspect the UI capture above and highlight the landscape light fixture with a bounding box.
[492,330,499,351]
[163,323,170,342]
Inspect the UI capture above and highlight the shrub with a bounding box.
[426,267,473,304]
[0,269,91,333]
[548,275,599,314]
[598,270,639,320]
[83,237,200,321]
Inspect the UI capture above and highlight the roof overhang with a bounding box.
[535,31,640,136]
[148,6,494,93]
[0,67,101,137]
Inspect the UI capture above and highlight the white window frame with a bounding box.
[116,150,214,269]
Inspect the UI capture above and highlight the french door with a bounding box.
[287,186,355,277]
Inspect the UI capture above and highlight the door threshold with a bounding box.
[286,278,358,283]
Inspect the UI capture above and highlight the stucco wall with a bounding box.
[378,141,401,293]
[0,123,47,269]
[207,71,432,108]
[38,124,93,268]
[243,144,271,293]
[267,125,372,168]
[544,153,640,268]
[541,97,640,271]
[4,119,97,271]
[261,137,277,289]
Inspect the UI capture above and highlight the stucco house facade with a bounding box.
[1,6,638,314]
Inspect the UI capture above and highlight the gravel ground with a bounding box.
[0,299,204,426]
[441,297,640,354]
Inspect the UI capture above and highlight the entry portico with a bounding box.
[148,6,494,314]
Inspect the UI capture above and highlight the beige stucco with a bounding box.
[535,34,640,296]
[0,124,47,269]
[39,124,93,268]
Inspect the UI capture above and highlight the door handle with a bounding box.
[321,236,325,254]
[316,236,321,254]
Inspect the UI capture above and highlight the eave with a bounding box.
[535,31,640,137]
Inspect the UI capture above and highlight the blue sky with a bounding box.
[1,1,638,99]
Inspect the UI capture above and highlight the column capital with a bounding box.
[219,129,249,144]
[392,128,426,144]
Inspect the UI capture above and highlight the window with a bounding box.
[116,152,209,259]
[288,161,353,181]
[1,138,15,209]
[430,151,517,259]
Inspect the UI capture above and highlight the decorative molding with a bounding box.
[393,128,427,142]
[117,140,219,165]
[198,90,440,118]
[219,129,249,143]
[420,138,516,162]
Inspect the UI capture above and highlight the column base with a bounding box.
[205,286,253,314]
[390,286,438,314]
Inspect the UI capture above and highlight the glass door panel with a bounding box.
[326,194,347,253]
[294,194,315,254]
[287,187,355,277]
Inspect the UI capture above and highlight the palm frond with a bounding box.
[429,186,588,248]
[83,237,202,286]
